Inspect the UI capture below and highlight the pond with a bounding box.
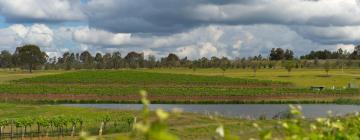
[62,104,360,119]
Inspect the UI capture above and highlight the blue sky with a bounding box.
[0,0,359,59]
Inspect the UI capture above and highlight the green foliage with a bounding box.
[13,44,47,73]
[16,70,279,85]
[132,90,179,140]
[283,60,294,74]
[324,60,331,75]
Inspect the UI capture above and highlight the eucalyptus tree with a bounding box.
[220,57,230,76]
[283,60,295,75]
[94,53,104,69]
[13,44,47,73]
[251,61,259,77]
[112,51,122,69]
[80,51,94,69]
[324,60,331,76]
[0,50,13,69]
[124,52,144,69]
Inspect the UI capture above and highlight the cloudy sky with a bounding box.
[0,0,359,59]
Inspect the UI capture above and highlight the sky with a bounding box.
[0,0,359,59]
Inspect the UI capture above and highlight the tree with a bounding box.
[165,53,180,68]
[284,49,294,60]
[269,48,285,60]
[0,50,13,69]
[80,51,94,69]
[283,61,294,75]
[102,53,112,69]
[324,60,331,76]
[124,52,144,69]
[147,55,156,69]
[112,52,122,69]
[94,53,103,69]
[219,57,230,76]
[251,61,259,77]
[13,44,47,73]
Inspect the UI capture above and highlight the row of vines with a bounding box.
[0,115,134,139]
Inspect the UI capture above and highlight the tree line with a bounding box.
[0,44,360,72]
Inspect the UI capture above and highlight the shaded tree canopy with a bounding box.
[270,48,294,60]
[13,44,47,73]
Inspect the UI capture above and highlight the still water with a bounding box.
[62,104,360,119]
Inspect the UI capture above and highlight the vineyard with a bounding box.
[0,70,358,103]
[0,104,137,139]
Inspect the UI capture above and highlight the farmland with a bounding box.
[0,68,359,139]
[0,69,358,103]
[0,103,274,139]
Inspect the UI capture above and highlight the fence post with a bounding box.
[99,122,104,136]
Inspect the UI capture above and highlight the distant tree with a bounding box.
[147,55,156,69]
[13,44,47,73]
[165,53,180,68]
[0,50,13,69]
[180,57,191,67]
[190,61,198,72]
[324,60,331,76]
[219,57,230,76]
[270,48,286,60]
[80,51,94,69]
[251,61,259,77]
[60,52,76,70]
[283,61,294,75]
[102,53,112,69]
[210,56,221,67]
[94,53,103,69]
[112,52,122,69]
[350,45,360,59]
[125,52,144,69]
[284,49,294,60]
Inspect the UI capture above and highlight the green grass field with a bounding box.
[143,68,360,88]
[0,70,65,83]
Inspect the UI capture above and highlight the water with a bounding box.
[62,104,360,119]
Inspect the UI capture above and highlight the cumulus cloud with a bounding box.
[0,24,77,57]
[73,27,132,46]
[336,44,355,52]
[0,0,359,59]
[9,24,54,47]
[0,0,86,22]
[84,0,360,34]
[292,25,360,44]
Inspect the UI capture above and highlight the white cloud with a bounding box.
[199,42,219,58]
[0,23,355,59]
[336,44,355,52]
[73,27,132,46]
[0,0,86,22]
[192,0,360,26]
[9,24,54,47]
[293,25,360,44]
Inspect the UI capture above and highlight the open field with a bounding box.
[143,68,360,88]
[0,69,359,103]
[0,70,65,84]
